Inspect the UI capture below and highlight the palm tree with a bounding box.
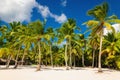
[70,36,82,67]
[84,2,120,72]
[73,34,86,67]
[0,48,11,68]
[9,22,37,67]
[0,25,8,48]
[79,34,86,67]
[8,21,22,68]
[88,35,99,67]
[101,32,120,68]
[1,21,23,68]
[102,32,120,56]
[28,20,45,71]
[45,27,55,67]
[58,18,77,69]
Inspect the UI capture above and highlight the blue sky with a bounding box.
[0,0,120,36]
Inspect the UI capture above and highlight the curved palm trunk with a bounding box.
[50,44,53,67]
[65,41,69,70]
[14,53,19,68]
[98,31,103,72]
[6,55,12,69]
[14,47,20,69]
[92,49,95,68]
[36,41,41,71]
[21,49,26,66]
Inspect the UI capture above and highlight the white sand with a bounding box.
[0,66,120,80]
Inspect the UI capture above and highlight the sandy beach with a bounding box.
[0,66,120,80]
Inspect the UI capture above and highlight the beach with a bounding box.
[0,66,120,80]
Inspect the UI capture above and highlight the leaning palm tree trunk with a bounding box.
[14,53,19,68]
[36,41,41,71]
[6,55,12,69]
[65,41,69,70]
[21,49,26,66]
[98,31,103,72]
[92,49,95,68]
[14,47,20,69]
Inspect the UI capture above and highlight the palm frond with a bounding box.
[83,20,99,27]
[107,19,120,24]
[104,22,112,30]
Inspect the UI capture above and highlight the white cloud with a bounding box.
[103,28,112,35]
[50,13,67,23]
[36,3,67,23]
[112,24,120,32]
[0,0,67,23]
[104,24,120,35]
[61,0,67,7]
[37,4,50,18]
[0,0,36,22]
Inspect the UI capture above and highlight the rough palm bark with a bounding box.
[14,47,20,69]
[14,53,19,69]
[65,41,69,70]
[50,44,53,67]
[92,49,95,68]
[69,39,72,69]
[21,49,26,66]
[73,55,76,67]
[36,41,41,71]
[6,55,12,69]
[82,52,85,67]
[98,31,103,72]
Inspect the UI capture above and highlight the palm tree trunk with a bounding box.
[65,41,69,70]
[45,53,48,66]
[69,39,72,69]
[36,41,41,71]
[14,47,20,69]
[95,53,98,67]
[14,53,19,68]
[50,44,53,67]
[21,49,26,66]
[98,31,103,72]
[73,55,76,67]
[6,55,12,69]
[82,52,85,67]
[92,49,95,68]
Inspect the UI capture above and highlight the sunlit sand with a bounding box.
[0,66,120,80]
